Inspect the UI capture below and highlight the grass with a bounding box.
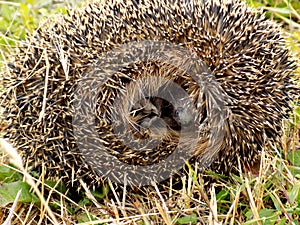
[0,0,299,224]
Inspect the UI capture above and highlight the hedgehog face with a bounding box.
[129,97,179,136]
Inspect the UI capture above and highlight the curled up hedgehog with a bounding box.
[0,0,298,188]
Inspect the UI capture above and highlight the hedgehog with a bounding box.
[0,0,297,188]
